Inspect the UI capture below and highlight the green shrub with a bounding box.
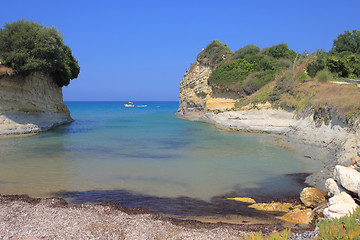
[307,57,326,77]
[259,55,277,71]
[242,70,275,95]
[316,69,332,82]
[208,58,258,87]
[262,43,297,61]
[277,58,292,69]
[344,54,360,77]
[0,19,79,86]
[196,40,233,68]
[297,71,311,81]
[326,56,348,77]
[316,207,360,240]
[232,44,260,60]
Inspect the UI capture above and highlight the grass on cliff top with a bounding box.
[233,64,360,123]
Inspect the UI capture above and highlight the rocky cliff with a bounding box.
[0,72,72,135]
[179,62,237,111]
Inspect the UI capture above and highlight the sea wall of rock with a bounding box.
[0,72,72,135]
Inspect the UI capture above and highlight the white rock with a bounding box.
[323,192,358,219]
[328,192,355,205]
[323,203,358,219]
[325,178,341,196]
[334,165,360,194]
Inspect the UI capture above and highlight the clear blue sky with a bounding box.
[1,0,360,101]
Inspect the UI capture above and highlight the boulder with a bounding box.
[300,187,327,208]
[328,192,354,205]
[334,165,360,194]
[323,192,358,219]
[325,178,344,197]
[279,209,314,224]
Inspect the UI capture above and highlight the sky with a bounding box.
[1,0,360,101]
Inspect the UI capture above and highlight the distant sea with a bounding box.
[0,101,322,215]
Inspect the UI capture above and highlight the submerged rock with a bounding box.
[226,197,256,204]
[248,202,302,213]
[300,187,327,208]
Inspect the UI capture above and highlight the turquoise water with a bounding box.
[0,101,322,203]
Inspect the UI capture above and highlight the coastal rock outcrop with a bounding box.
[0,72,72,135]
[322,166,360,219]
[334,165,360,194]
[179,62,237,111]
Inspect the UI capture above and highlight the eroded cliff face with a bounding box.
[179,62,237,111]
[0,72,72,135]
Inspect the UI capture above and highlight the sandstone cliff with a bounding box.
[0,72,72,135]
[179,62,237,111]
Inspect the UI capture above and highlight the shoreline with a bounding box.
[0,194,316,239]
[179,108,358,191]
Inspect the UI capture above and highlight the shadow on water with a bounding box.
[57,173,310,220]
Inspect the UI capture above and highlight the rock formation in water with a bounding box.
[0,71,73,135]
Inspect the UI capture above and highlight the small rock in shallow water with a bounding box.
[248,202,301,212]
[226,197,256,204]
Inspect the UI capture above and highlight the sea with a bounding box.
[0,101,323,216]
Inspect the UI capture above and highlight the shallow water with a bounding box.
[0,102,322,205]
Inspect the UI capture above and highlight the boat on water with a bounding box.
[124,102,135,107]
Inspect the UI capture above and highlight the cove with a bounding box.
[0,102,323,207]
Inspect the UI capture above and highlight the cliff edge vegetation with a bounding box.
[0,20,80,135]
[0,19,80,87]
[182,30,360,124]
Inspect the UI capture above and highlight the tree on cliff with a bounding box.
[332,30,360,54]
[0,20,80,87]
